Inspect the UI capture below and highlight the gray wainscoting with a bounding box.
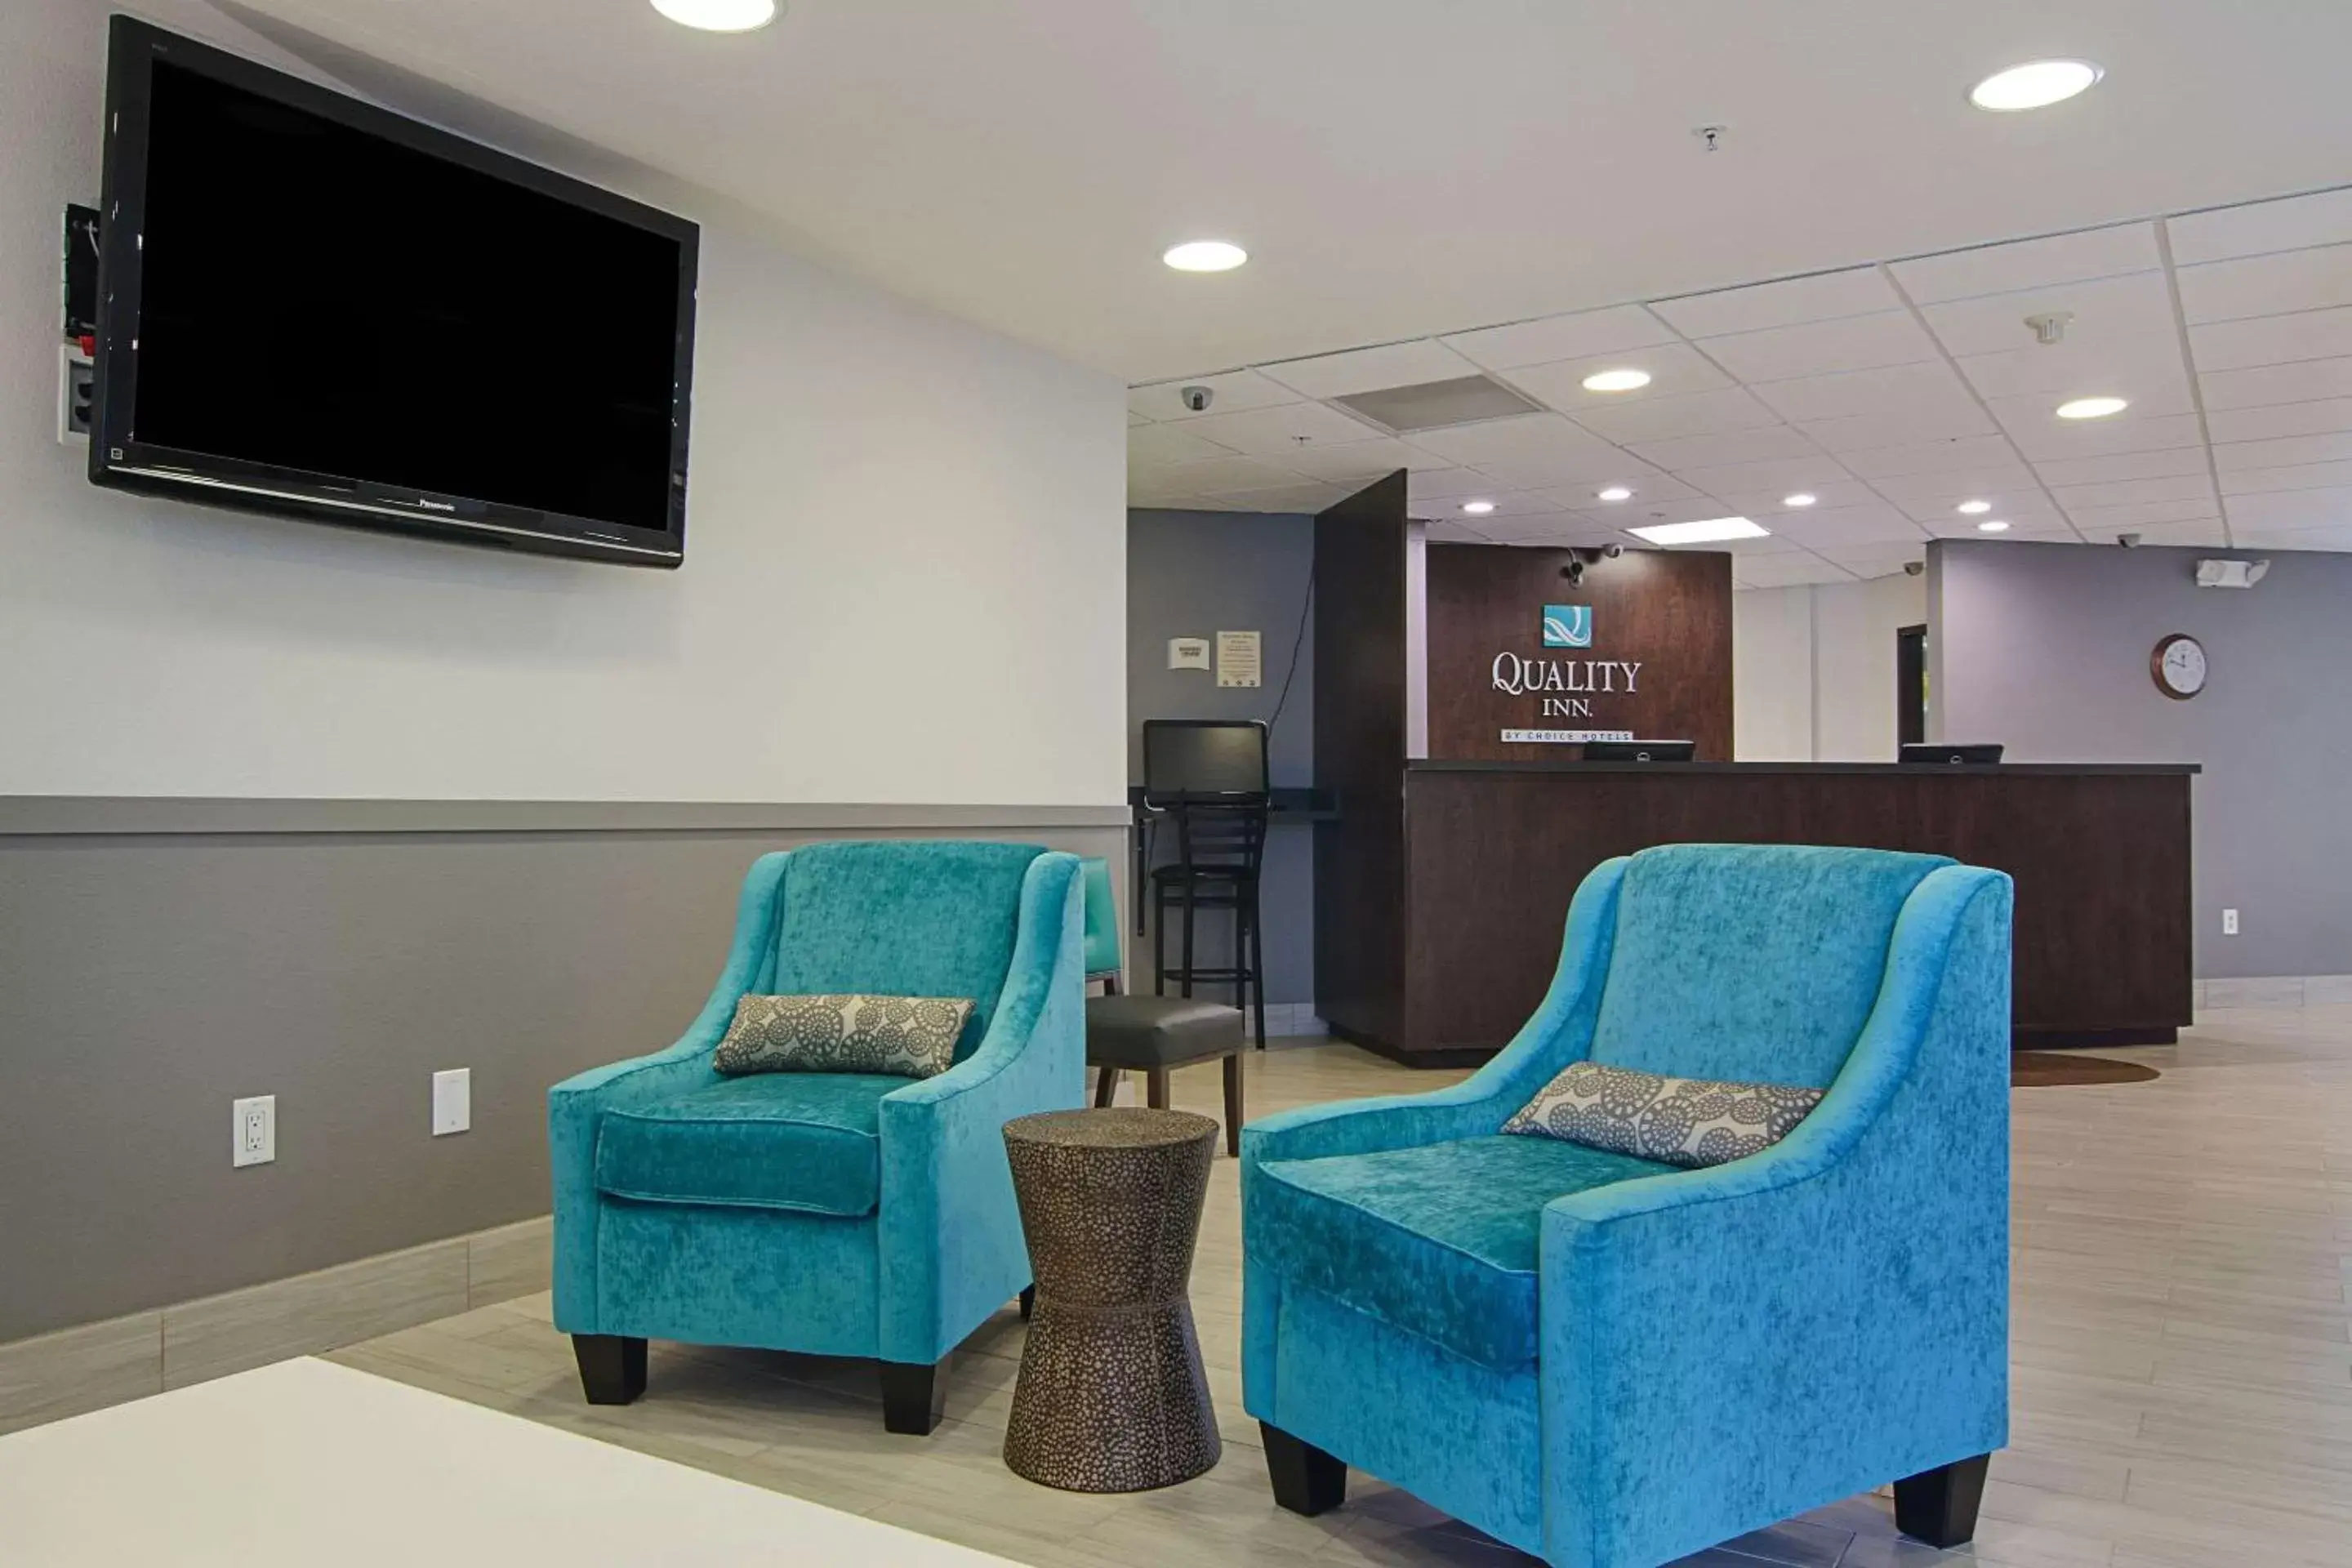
[0,801,1126,1345]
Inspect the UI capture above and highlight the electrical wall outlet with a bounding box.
[233,1095,276,1167]
[431,1068,471,1136]
[57,345,94,443]
[2221,907,2240,936]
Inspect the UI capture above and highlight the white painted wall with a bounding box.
[2,0,1126,805]
[1733,573,1925,761]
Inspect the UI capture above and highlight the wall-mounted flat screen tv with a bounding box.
[90,17,698,567]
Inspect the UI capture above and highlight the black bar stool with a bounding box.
[1141,720,1271,1048]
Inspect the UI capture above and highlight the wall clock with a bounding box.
[2151,633,2207,700]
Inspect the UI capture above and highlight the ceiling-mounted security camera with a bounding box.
[1561,560,1586,586]
[1178,385,1214,413]
[2118,532,2143,548]
[1903,560,1925,577]
[1601,542,1624,559]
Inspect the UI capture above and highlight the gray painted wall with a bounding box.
[1126,510,1315,1004]
[1931,539,2351,979]
[0,813,1124,1343]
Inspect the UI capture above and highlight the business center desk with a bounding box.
[1316,760,2198,1067]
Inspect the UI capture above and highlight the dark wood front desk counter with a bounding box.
[1316,761,2197,1067]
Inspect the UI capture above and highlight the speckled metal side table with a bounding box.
[1000,1107,1222,1493]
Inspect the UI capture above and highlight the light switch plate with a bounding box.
[233,1095,276,1168]
[2221,907,2240,936]
[432,1068,471,1136]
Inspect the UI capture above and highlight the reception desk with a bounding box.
[1316,760,2198,1066]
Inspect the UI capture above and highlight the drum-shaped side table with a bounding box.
[1000,1107,1221,1493]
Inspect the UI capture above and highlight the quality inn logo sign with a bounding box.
[1542,604,1592,648]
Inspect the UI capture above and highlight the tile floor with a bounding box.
[332,1008,2352,1568]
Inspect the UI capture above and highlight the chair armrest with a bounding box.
[875,852,1086,1362]
[1534,866,2011,1568]
[1241,857,1632,1169]
[546,852,790,1330]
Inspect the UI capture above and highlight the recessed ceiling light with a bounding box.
[1162,240,1248,273]
[1628,516,1769,546]
[2056,395,2129,420]
[651,0,778,32]
[1977,519,2012,532]
[1783,492,1818,508]
[1461,500,1496,514]
[1581,368,1652,393]
[1957,499,1993,514]
[1970,60,2103,112]
[1596,485,1634,501]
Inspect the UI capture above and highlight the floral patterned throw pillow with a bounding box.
[1501,1059,1823,1169]
[713,994,974,1079]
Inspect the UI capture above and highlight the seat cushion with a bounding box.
[1086,994,1245,1068]
[1250,1135,1675,1371]
[594,1073,915,1216]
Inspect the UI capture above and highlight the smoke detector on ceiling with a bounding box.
[2025,311,2074,345]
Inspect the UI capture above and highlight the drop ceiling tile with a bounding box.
[2167,189,2352,265]
[1730,552,1859,587]
[1440,305,1677,372]
[1280,436,1436,483]
[1569,387,1784,444]
[2049,474,2218,510]
[2189,306,2352,372]
[1467,490,1584,518]
[1921,271,2177,359]
[1952,332,2189,402]
[2117,519,2232,546]
[1528,474,1705,510]
[1128,409,1151,427]
[1751,361,1977,424]
[1813,544,1930,579]
[1207,481,1358,514]
[1866,465,2039,504]
[1922,514,2079,541]
[1422,518,1497,544]
[1704,480,1887,516]
[1174,400,1385,458]
[2223,488,2352,531]
[1797,405,1998,453]
[2029,447,2212,487]
[2219,458,2352,495]
[1128,369,1299,422]
[2003,411,2207,462]
[1472,512,1625,546]
[1502,343,1734,412]
[2203,397,2352,443]
[1623,425,1824,470]
[1258,339,1480,399]
[1766,507,1932,547]
[1985,381,2198,442]
[1152,454,1310,496]
[2062,497,2225,532]
[1696,311,1939,384]
[1405,412,1619,466]
[1569,497,1753,532]
[1407,466,1503,502]
[2176,243,2352,324]
[1836,434,2022,478]
[1670,454,1858,499]
[2231,523,2352,550]
[1908,498,2069,531]
[2212,431,2352,472]
[1890,223,2162,305]
[1128,423,1242,465]
[1651,267,1900,336]
[1472,451,1664,491]
[2198,354,2352,411]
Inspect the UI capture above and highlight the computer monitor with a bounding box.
[1140,719,1271,804]
[1584,739,1696,763]
[1899,743,2005,765]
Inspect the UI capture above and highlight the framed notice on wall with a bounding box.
[1215,630,1262,688]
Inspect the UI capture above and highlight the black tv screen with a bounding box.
[91,18,698,566]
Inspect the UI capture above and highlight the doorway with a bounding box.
[1896,624,1927,747]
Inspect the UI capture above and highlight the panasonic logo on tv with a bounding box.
[412,498,455,512]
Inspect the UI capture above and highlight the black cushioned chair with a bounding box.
[1080,858,1245,1155]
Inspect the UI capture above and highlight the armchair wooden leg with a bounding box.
[880,1358,948,1436]
[1147,1067,1171,1109]
[572,1334,646,1405]
[1262,1422,1347,1516]
[1019,1285,1036,1321]
[1893,1453,1990,1548]
[1094,1067,1120,1107]
[1221,1053,1243,1156]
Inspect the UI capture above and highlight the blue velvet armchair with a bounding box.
[549,840,1086,1432]
[1242,844,2012,1567]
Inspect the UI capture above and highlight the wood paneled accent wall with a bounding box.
[1423,544,1733,761]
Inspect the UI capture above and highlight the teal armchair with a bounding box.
[1242,844,2013,1567]
[549,840,1086,1432]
